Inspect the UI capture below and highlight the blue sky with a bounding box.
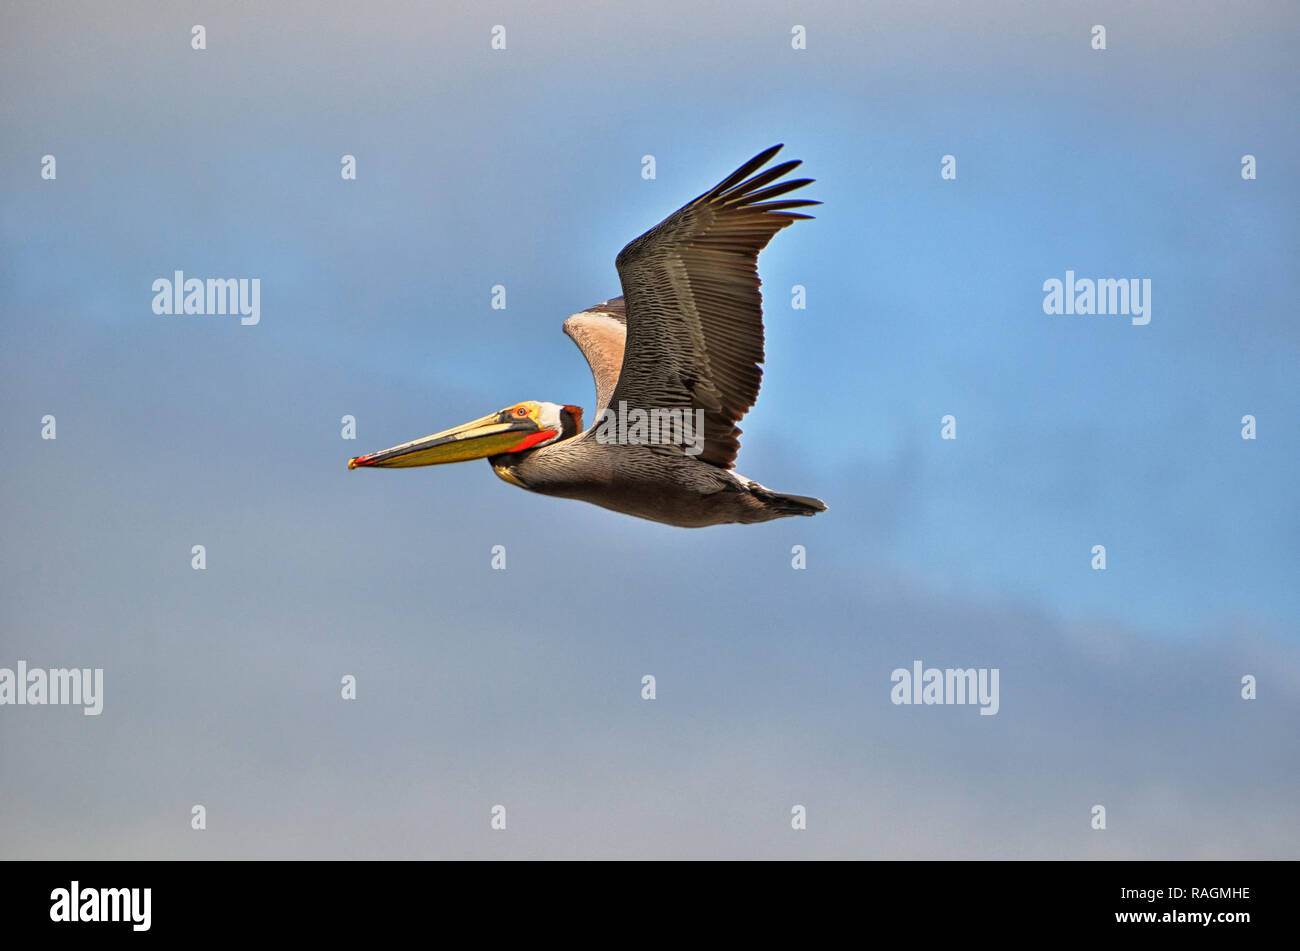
[1,0,1296,858]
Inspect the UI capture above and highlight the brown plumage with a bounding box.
[349,145,828,527]
[505,146,827,526]
[610,143,818,468]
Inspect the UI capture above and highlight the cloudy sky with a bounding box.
[1,0,1296,858]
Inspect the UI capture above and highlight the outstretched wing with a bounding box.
[608,144,817,468]
[562,298,627,418]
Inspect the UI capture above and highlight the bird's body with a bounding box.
[494,422,825,528]
[488,298,826,527]
[349,145,827,528]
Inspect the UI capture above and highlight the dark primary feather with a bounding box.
[610,144,818,469]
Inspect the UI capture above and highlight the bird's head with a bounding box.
[348,400,583,470]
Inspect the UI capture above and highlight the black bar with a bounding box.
[5,860,1281,937]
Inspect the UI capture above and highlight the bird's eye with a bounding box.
[515,407,528,417]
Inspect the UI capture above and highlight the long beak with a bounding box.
[348,412,545,469]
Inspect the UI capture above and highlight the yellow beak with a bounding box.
[348,411,543,469]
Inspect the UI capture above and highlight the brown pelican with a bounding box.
[349,145,827,527]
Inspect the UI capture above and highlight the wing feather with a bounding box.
[609,145,817,468]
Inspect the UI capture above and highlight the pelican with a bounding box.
[349,145,827,528]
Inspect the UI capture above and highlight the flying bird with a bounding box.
[349,144,827,527]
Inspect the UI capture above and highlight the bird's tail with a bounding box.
[770,491,828,516]
[748,481,828,517]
